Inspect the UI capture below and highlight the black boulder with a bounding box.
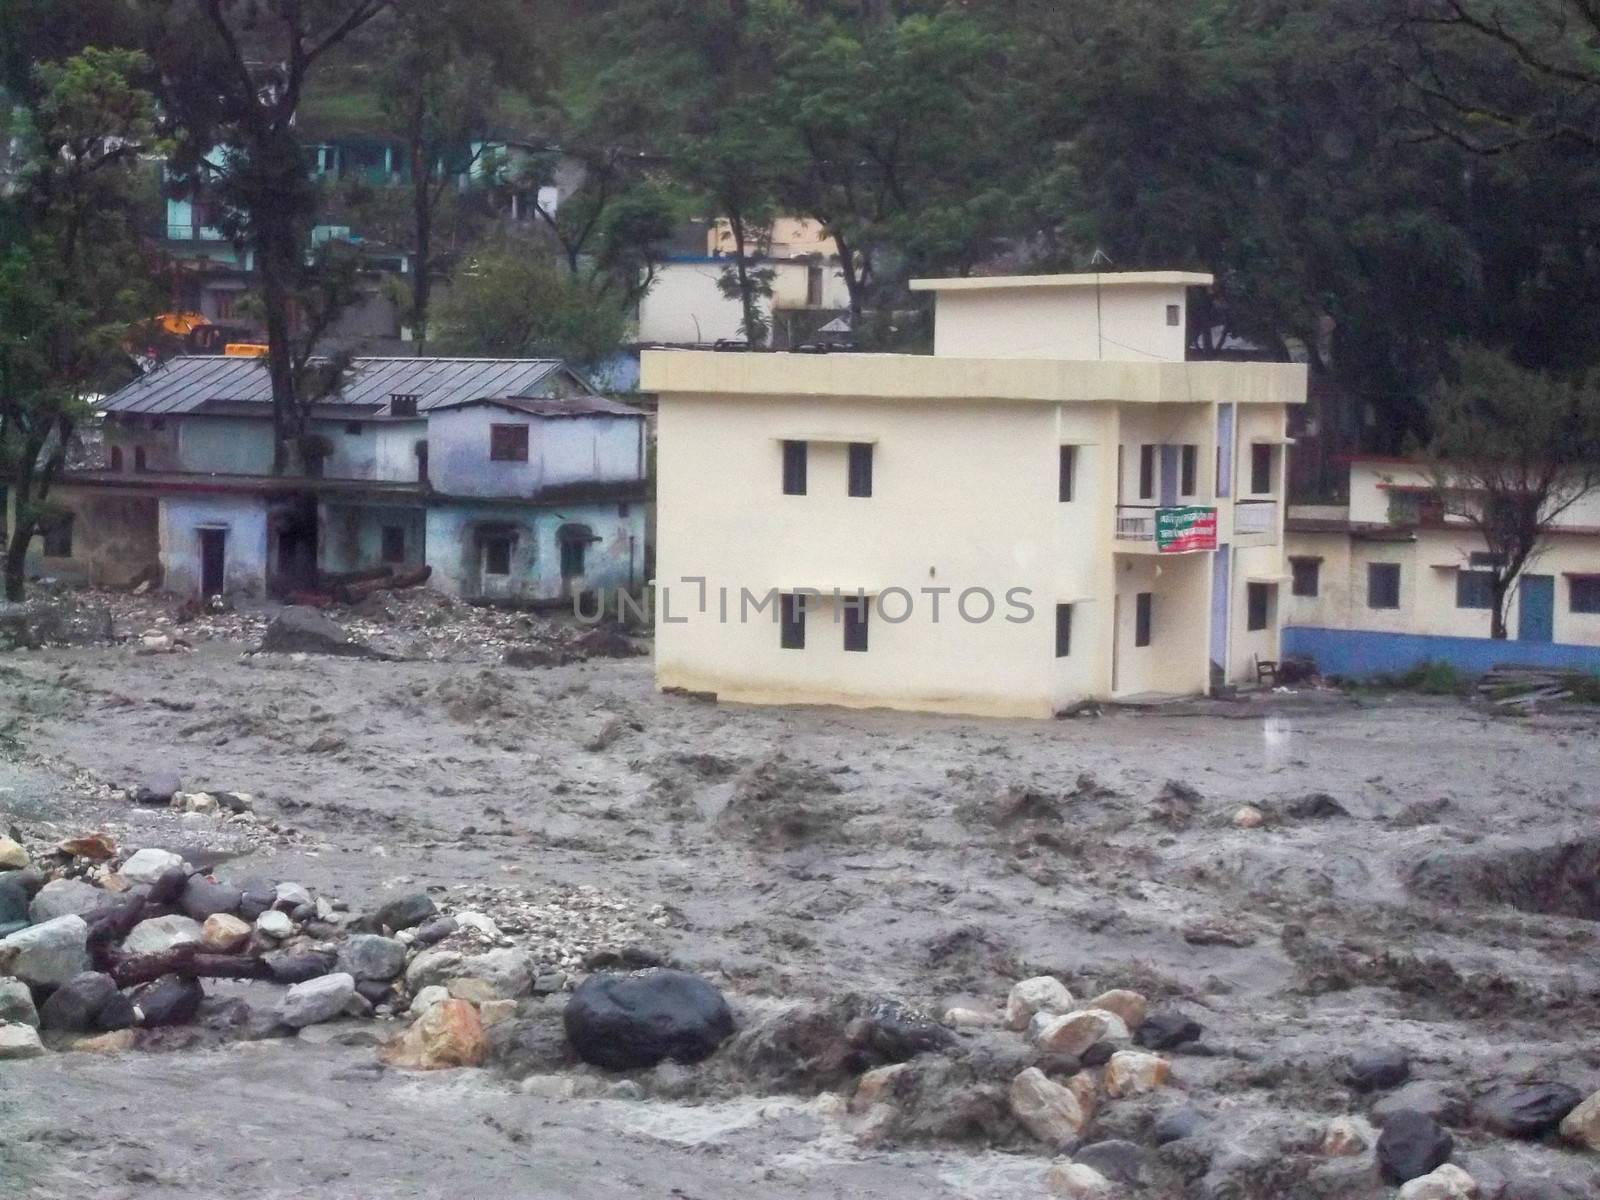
[1346,1046,1410,1092]
[1135,1010,1202,1051]
[39,972,119,1032]
[1377,1110,1453,1184]
[564,968,735,1070]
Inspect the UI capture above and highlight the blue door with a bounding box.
[1210,544,1231,680]
[1518,574,1554,642]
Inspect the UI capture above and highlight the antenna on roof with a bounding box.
[1088,248,1113,360]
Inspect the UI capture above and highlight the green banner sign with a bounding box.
[1155,506,1218,553]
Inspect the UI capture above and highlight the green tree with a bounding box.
[1424,344,1600,638]
[366,0,545,350]
[140,0,391,474]
[0,48,160,600]
[430,241,630,367]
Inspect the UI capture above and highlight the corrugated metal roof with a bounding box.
[433,394,645,418]
[98,356,593,416]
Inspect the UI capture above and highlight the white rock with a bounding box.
[0,1022,47,1060]
[1086,989,1148,1029]
[1232,805,1265,828]
[1104,1049,1170,1098]
[942,1006,999,1029]
[1397,1164,1476,1200]
[119,847,186,885]
[454,910,501,939]
[1559,1087,1600,1150]
[123,914,204,957]
[1045,1161,1115,1199]
[0,978,39,1027]
[0,915,91,987]
[182,792,218,813]
[1006,976,1075,1031]
[255,910,293,939]
[275,881,312,909]
[851,1062,911,1114]
[277,972,356,1028]
[1321,1114,1372,1156]
[408,985,449,1015]
[0,836,29,870]
[1010,1067,1093,1146]
[1034,1008,1130,1057]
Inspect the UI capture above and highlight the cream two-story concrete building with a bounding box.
[642,272,1307,717]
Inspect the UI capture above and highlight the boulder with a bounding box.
[1558,1088,1600,1150]
[563,968,735,1070]
[258,607,387,658]
[339,934,407,982]
[409,985,449,1015]
[0,836,29,871]
[1010,1067,1094,1146]
[1036,1009,1130,1058]
[1134,1010,1202,1051]
[478,999,516,1029]
[1045,1162,1114,1199]
[131,973,203,1027]
[1232,805,1266,828]
[255,910,293,939]
[1477,1082,1584,1139]
[273,881,312,910]
[1323,1115,1374,1156]
[406,947,535,997]
[1104,1050,1170,1098]
[410,916,457,947]
[0,1022,46,1060]
[119,848,186,886]
[236,877,278,921]
[200,913,252,953]
[95,990,136,1031]
[264,947,337,984]
[1085,989,1148,1030]
[1374,1080,1471,1127]
[1006,976,1075,1031]
[378,998,487,1070]
[132,772,182,806]
[38,972,119,1033]
[1152,1106,1204,1145]
[29,878,109,924]
[0,977,39,1027]
[374,891,438,932]
[57,833,116,861]
[1398,1164,1477,1200]
[180,876,241,922]
[0,875,29,936]
[0,914,91,987]
[846,999,953,1063]
[1073,1139,1148,1186]
[1378,1110,1454,1184]
[850,1062,912,1113]
[123,914,204,957]
[354,978,394,1005]
[1346,1046,1411,1092]
[278,972,356,1028]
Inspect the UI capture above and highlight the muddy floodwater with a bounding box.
[2,631,1598,1199]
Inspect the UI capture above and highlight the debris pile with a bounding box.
[1477,665,1600,709]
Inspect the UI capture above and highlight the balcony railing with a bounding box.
[1115,505,1218,553]
[1234,498,1279,537]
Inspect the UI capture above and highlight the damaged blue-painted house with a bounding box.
[32,356,649,604]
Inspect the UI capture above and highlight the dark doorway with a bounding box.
[199,528,226,598]
[272,496,319,596]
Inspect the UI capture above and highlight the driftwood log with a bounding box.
[333,563,432,604]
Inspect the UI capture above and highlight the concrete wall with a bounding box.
[20,486,159,587]
[159,493,269,598]
[176,418,274,475]
[931,283,1189,363]
[1283,626,1600,678]
[425,501,644,603]
[1348,460,1600,531]
[321,503,427,572]
[1284,526,1600,648]
[638,259,849,346]
[427,406,643,498]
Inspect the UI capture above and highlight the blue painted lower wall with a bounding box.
[1283,626,1600,678]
